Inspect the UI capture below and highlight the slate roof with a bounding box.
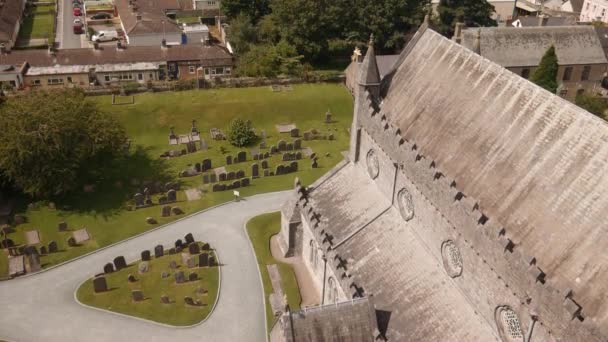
[514,15,577,27]
[0,0,25,43]
[383,27,608,337]
[114,0,184,35]
[461,26,607,66]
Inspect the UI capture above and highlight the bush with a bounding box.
[576,93,607,119]
[227,118,256,147]
[174,79,196,91]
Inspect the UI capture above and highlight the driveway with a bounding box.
[0,191,289,342]
[57,0,85,49]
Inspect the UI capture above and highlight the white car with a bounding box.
[73,18,82,25]
[92,30,118,42]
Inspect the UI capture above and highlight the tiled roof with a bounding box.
[0,0,26,42]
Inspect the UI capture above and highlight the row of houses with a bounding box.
[0,43,234,89]
[0,0,26,49]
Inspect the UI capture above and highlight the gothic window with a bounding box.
[441,240,463,278]
[366,149,380,179]
[495,306,525,342]
[328,277,336,303]
[397,189,415,221]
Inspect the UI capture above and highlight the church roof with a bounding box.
[461,26,607,67]
[382,27,608,336]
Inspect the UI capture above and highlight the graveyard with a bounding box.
[76,236,219,326]
[0,83,353,278]
[246,212,301,328]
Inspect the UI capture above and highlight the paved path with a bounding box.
[57,0,83,49]
[0,191,289,342]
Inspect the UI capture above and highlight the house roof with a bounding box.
[114,0,184,35]
[382,27,608,338]
[26,62,162,76]
[0,0,25,43]
[0,45,233,68]
[513,15,577,27]
[461,26,607,67]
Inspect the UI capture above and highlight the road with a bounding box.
[57,0,84,49]
[0,191,290,342]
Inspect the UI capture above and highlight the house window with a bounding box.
[327,277,336,303]
[33,79,41,85]
[581,66,591,81]
[215,67,224,74]
[521,68,530,79]
[188,66,196,74]
[225,67,231,75]
[204,68,210,75]
[210,68,216,75]
[149,73,153,79]
[104,75,111,82]
[577,89,585,96]
[563,67,573,81]
[138,73,143,81]
[67,77,72,83]
[47,78,64,85]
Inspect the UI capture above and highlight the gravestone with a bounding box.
[264,152,270,159]
[253,153,259,160]
[219,173,227,182]
[328,133,334,140]
[282,153,290,161]
[189,243,200,255]
[0,238,14,249]
[161,205,171,217]
[48,241,58,253]
[290,161,299,172]
[232,180,241,188]
[236,170,245,179]
[303,131,312,141]
[146,217,157,225]
[58,221,68,232]
[128,274,137,283]
[138,261,149,274]
[259,141,266,149]
[202,174,210,184]
[161,271,169,279]
[167,189,177,202]
[169,260,178,269]
[24,245,38,256]
[278,140,287,151]
[209,255,217,267]
[175,271,186,284]
[132,290,144,302]
[169,247,176,255]
[161,295,170,304]
[158,196,168,204]
[134,193,144,207]
[310,152,317,159]
[295,152,302,160]
[276,165,285,175]
[202,243,210,251]
[187,257,197,268]
[199,253,209,267]
[67,237,77,247]
[200,139,208,151]
[202,158,212,172]
[104,263,114,273]
[171,207,184,215]
[93,276,108,293]
[325,110,332,123]
[184,296,196,306]
[154,245,164,258]
[271,145,278,154]
[175,239,183,248]
[226,155,232,165]
[210,173,217,183]
[114,256,127,270]
[242,177,250,187]
[39,246,47,255]
[186,141,197,153]
[264,169,270,177]
[212,184,222,192]
[252,164,259,178]
[185,233,194,244]
[27,253,40,272]
[261,160,269,169]
[189,273,198,281]
[294,139,302,150]
[227,171,235,181]
[194,163,201,173]
[237,151,247,163]
[141,250,151,261]
[312,159,318,168]
[286,143,294,151]
[196,286,207,295]
[290,128,299,137]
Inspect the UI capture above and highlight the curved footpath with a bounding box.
[0,191,290,342]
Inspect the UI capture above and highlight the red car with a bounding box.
[73,7,82,16]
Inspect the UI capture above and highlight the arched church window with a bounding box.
[495,306,525,342]
[441,240,463,278]
[366,149,380,179]
[328,277,336,303]
[397,188,415,221]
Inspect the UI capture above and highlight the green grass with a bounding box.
[18,5,55,41]
[246,212,301,329]
[1,84,353,278]
[76,242,219,326]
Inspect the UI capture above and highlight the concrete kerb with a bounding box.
[72,248,223,329]
[0,190,290,281]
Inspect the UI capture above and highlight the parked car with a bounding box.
[73,18,82,25]
[92,30,118,42]
[73,23,83,34]
[90,12,112,20]
[72,0,82,4]
[72,3,82,9]
[73,7,82,16]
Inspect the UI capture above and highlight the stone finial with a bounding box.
[368,33,375,46]
[473,29,481,55]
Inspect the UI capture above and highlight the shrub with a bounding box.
[227,118,256,147]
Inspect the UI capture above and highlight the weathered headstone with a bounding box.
[171,207,184,215]
[128,274,137,283]
[325,110,332,123]
[189,243,200,255]
[202,243,210,251]
[303,131,312,141]
[312,159,318,168]
[232,180,241,188]
[286,143,294,151]
[278,140,287,151]
[226,155,232,165]
[27,253,41,272]
[114,256,127,270]
[227,171,235,181]
[161,295,170,304]
[282,153,290,161]
[290,161,299,172]
[14,215,26,225]
[212,184,221,192]
[252,164,259,178]
[138,261,149,274]
[202,159,212,172]
[187,257,197,268]
[0,238,14,249]
[146,217,157,225]
[290,128,299,137]
[175,271,185,284]
[161,205,171,217]
[295,152,302,160]
[264,152,270,159]
[132,290,144,302]
[167,189,177,202]
[67,237,77,247]
[261,160,269,169]
[184,296,196,306]
[154,245,164,258]
[199,138,208,151]
[219,173,227,182]
[184,233,194,244]
[236,170,245,179]
[175,239,183,248]
[209,255,217,267]
[134,193,144,207]
[328,133,334,140]
[202,174,210,184]
[189,273,198,281]
[209,173,217,183]
[58,221,68,232]
[93,276,108,293]
[264,169,270,177]
[294,139,302,150]
[48,241,58,253]
[169,260,178,269]
[199,253,209,267]
[270,145,278,154]
[237,151,247,163]
[194,163,201,173]
[158,196,168,204]
[169,247,176,255]
[242,177,250,187]
[104,263,114,274]
[141,250,151,261]
[276,165,284,175]
[24,245,38,256]
[161,271,169,279]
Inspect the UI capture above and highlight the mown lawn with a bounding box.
[18,4,55,41]
[246,212,301,329]
[76,242,219,326]
[1,84,353,278]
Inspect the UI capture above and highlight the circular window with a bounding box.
[441,240,463,278]
[366,149,379,179]
[397,189,415,221]
[495,306,525,342]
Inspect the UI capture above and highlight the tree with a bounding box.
[237,41,303,77]
[226,13,258,55]
[576,93,607,119]
[437,0,496,37]
[0,89,128,197]
[222,0,271,23]
[530,45,559,94]
[227,118,256,147]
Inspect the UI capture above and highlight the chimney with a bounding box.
[538,14,549,26]
[452,23,464,44]
[161,38,167,49]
